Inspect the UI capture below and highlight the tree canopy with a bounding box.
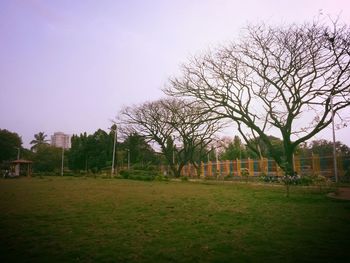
[0,129,22,162]
[120,98,223,176]
[166,20,350,176]
[30,132,49,151]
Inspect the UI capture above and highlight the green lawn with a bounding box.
[0,177,349,262]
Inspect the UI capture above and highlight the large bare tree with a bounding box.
[166,20,350,177]
[119,98,222,177]
[164,98,223,176]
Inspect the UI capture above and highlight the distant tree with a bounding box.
[120,98,222,177]
[120,99,177,175]
[87,129,113,172]
[121,132,158,166]
[68,133,89,172]
[0,129,22,162]
[30,132,49,151]
[221,136,248,160]
[33,145,61,172]
[309,139,350,157]
[164,99,223,176]
[68,129,113,173]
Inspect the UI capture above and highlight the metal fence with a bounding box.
[162,155,350,178]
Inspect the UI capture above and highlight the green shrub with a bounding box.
[119,169,159,181]
[180,176,189,181]
[154,175,169,181]
[259,173,279,183]
[119,170,130,179]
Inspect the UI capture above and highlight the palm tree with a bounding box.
[30,132,49,151]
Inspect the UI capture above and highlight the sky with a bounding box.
[0,0,350,148]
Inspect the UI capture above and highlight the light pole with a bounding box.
[61,147,64,176]
[111,124,117,177]
[127,149,130,170]
[16,147,20,160]
[172,135,175,165]
[330,94,338,183]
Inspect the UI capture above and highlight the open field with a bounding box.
[0,177,349,262]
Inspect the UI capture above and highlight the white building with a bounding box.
[51,132,71,149]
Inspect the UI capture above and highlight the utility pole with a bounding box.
[330,94,338,183]
[111,124,117,177]
[127,149,130,170]
[61,147,64,176]
[172,135,175,165]
[17,147,20,160]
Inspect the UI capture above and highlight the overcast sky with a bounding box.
[1,0,349,148]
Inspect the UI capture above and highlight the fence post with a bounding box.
[337,156,344,177]
[217,160,221,178]
[312,154,320,176]
[201,162,205,178]
[225,160,230,176]
[248,158,254,176]
[208,161,212,177]
[237,158,241,176]
[294,156,301,175]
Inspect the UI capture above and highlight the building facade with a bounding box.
[51,132,71,149]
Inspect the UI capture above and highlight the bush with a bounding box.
[119,168,160,181]
[180,176,189,181]
[279,174,329,186]
[119,170,130,179]
[154,174,169,181]
[260,173,279,183]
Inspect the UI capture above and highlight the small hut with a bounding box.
[10,160,33,177]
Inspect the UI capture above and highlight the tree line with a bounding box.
[118,19,350,178]
[0,127,349,175]
[1,19,349,178]
[0,128,158,173]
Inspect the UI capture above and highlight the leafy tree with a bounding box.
[87,129,113,172]
[33,144,61,172]
[30,132,49,151]
[221,136,248,160]
[68,133,89,171]
[121,132,158,166]
[0,129,22,162]
[68,129,114,173]
[309,139,350,157]
[167,20,350,179]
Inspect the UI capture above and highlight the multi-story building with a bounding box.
[51,132,71,149]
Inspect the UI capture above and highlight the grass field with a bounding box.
[0,177,349,262]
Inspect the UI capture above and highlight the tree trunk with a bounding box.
[283,148,295,198]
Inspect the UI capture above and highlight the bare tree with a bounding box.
[119,98,222,177]
[166,20,350,179]
[164,99,223,176]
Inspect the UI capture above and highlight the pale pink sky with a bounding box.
[0,0,349,148]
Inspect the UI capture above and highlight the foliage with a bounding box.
[220,136,248,160]
[120,132,159,166]
[308,139,350,157]
[259,173,279,183]
[32,145,62,172]
[180,176,189,181]
[30,132,49,151]
[0,129,22,162]
[120,98,222,177]
[68,129,114,172]
[119,169,158,181]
